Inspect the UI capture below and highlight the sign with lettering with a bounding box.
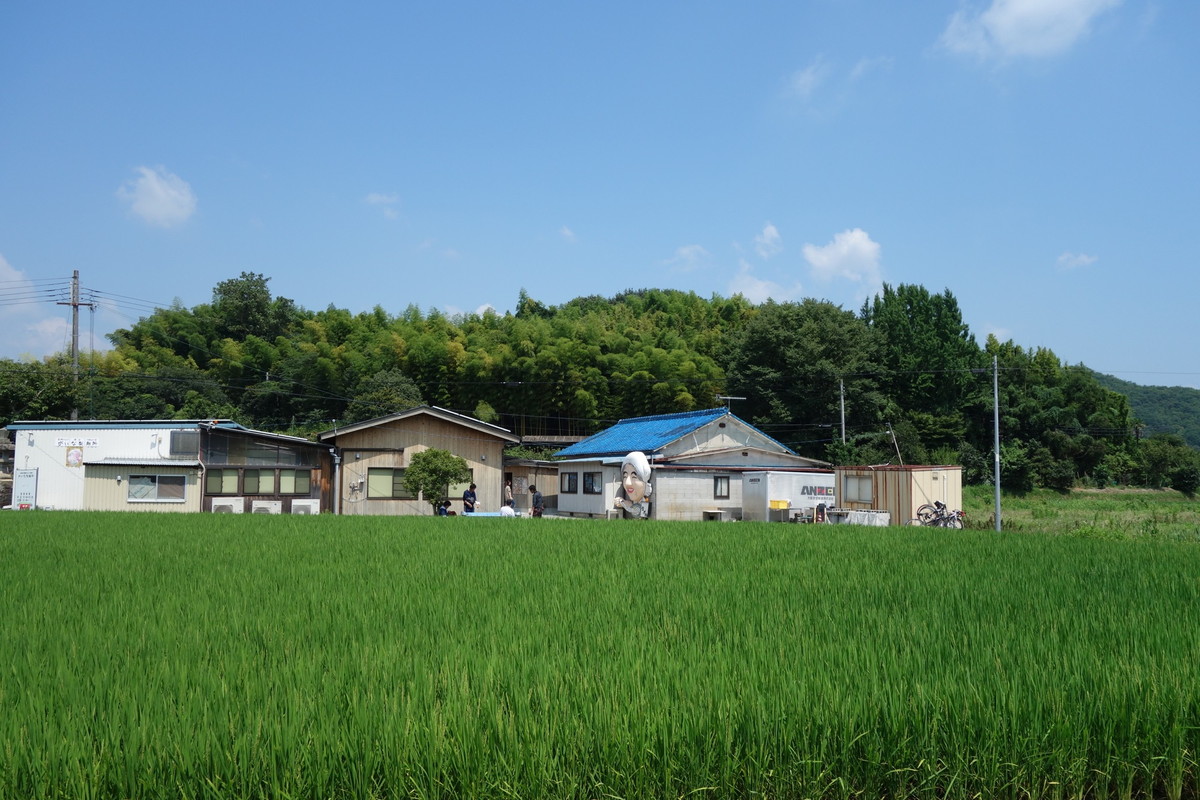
[55,437,98,448]
[12,469,38,509]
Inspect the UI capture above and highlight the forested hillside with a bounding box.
[1092,371,1200,450]
[3,273,1198,494]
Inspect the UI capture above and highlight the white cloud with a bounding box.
[941,0,1122,60]
[365,192,400,219]
[727,259,803,304]
[788,57,831,100]
[117,165,196,227]
[754,223,783,260]
[0,254,70,359]
[803,228,883,291]
[663,244,711,272]
[1057,251,1097,269]
[560,225,577,243]
[850,56,894,81]
[444,303,496,319]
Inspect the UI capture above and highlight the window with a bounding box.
[169,430,199,458]
[714,475,730,500]
[449,470,474,501]
[128,474,186,502]
[844,475,872,503]
[280,469,311,495]
[367,468,416,500]
[244,469,277,495]
[560,472,578,494]
[206,469,238,494]
[583,472,603,494]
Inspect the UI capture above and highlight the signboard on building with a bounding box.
[12,468,38,510]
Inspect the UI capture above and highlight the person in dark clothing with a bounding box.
[530,484,544,517]
[462,483,477,513]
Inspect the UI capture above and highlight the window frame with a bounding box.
[844,475,872,503]
[582,472,603,495]
[560,472,579,494]
[243,468,277,495]
[367,467,417,500]
[279,469,312,495]
[206,468,239,495]
[127,473,187,503]
[169,430,199,458]
[713,475,730,500]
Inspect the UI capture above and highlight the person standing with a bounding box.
[504,480,514,508]
[462,483,477,514]
[530,484,544,517]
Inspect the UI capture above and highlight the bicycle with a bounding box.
[915,501,965,529]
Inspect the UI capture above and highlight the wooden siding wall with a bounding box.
[836,467,963,524]
[334,416,509,516]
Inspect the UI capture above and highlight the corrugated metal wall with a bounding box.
[84,463,202,513]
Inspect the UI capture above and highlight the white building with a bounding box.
[5,419,332,513]
[553,408,829,521]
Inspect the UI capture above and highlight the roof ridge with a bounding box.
[615,407,726,424]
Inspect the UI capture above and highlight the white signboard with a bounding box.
[12,468,38,510]
[55,437,98,448]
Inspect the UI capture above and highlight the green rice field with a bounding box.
[1,502,1199,799]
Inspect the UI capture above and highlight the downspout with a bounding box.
[197,423,208,512]
[330,448,341,515]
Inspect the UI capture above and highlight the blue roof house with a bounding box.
[553,408,829,521]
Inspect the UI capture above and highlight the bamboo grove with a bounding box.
[2,273,1197,493]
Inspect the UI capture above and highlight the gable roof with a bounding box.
[555,407,793,459]
[317,405,520,444]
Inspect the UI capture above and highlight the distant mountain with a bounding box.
[1092,372,1200,450]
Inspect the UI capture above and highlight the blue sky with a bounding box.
[3,1,1198,388]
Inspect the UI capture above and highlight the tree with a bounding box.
[211,272,300,341]
[403,448,472,513]
[723,299,883,459]
[862,284,987,453]
[345,369,423,422]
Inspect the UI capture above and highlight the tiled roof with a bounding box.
[554,408,732,458]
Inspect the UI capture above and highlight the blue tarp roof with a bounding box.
[555,408,736,459]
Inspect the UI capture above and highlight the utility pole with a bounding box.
[56,270,95,421]
[886,422,903,466]
[993,355,1002,532]
[839,379,846,444]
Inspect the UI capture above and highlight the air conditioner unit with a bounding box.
[290,499,321,515]
[251,500,283,515]
[211,497,245,513]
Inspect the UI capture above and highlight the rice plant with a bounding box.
[0,509,1197,798]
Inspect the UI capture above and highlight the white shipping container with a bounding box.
[741,470,835,522]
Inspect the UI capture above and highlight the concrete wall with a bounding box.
[653,470,744,521]
[554,462,614,517]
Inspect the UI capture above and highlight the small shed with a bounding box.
[832,464,963,525]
